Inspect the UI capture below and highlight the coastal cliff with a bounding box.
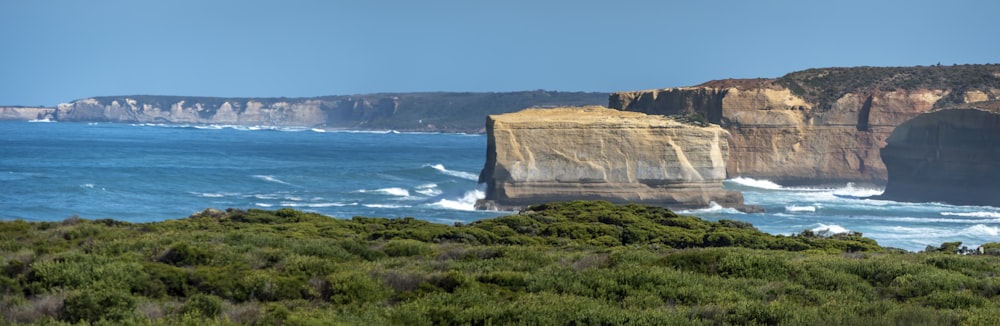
[877,107,1000,206]
[610,65,1000,185]
[476,106,752,211]
[5,91,607,133]
[0,106,54,120]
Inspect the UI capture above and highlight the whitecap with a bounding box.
[358,187,410,197]
[785,205,816,212]
[252,175,295,186]
[426,164,479,181]
[811,223,850,236]
[362,203,410,209]
[427,189,485,211]
[942,211,1000,219]
[677,201,745,215]
[281,202,355,208]
[831,182,884,198]
[190,192,229,198]
[962,224,1000,237]
[415,183,443,197]
[726,177,783,190]
[255,203,274,207]
[311,128,327,133]
[80,183,95,189]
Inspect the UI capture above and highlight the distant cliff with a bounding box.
[1,91,607,133]
[0,106,54,120]
[878,107,1000,206]
[610,64,1000,185]
[477,106,753,211]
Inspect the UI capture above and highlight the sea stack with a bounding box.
[878,107,1000,206]
[476,106,754,212]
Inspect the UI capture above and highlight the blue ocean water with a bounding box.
[2,121,998,251]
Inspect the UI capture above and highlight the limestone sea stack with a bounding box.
[476,106,756,212]
[877,107,1000,206]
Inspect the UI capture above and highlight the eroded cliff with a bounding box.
[8,91,606,133]
[477,106,752,211]
[610,65,1000,185]
[877,107,1000,206]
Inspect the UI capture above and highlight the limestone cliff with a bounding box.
[0,107,54,120]
[877,107,1000,206]
[477,106,752,211]
[610,65,1000,185]
[2,91,606,133]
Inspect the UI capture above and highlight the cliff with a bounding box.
[610,64,1000,185]
[3,91,607,133]
[476,106,753,211]
[0,106,54,120]
[877,107,1000,206]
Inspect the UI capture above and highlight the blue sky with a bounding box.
[1,0,997,106]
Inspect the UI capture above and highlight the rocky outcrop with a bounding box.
[476,106,754,211]
[877,108,1000,206]
[0,107,54,120]
[610,66,1000,185]
[1,91,607,133]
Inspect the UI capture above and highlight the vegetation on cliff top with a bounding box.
[2,200,999,325]
[776,64,1000,109]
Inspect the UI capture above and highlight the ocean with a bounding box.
[2,121,997,252]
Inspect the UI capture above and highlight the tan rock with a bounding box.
[609,86,989,185]
[477,106,750,211]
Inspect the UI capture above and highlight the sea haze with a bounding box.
[2,121,998,252]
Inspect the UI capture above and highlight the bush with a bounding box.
[181,293,223,318]
[383,239,434,257]
[60,288,136,323]
[325,271,391,304]
[158,242,211,266]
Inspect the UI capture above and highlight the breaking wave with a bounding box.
[811,223,850,236]
[426,164,479,181]
[428,189,484,211]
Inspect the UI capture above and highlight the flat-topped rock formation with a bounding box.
[476,106,755,212]
[877,107,1000,206]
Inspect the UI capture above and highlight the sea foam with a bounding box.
[428,189,484,211]
[811,223,850,236]
[427,164,478,181]
[727,177,783,190]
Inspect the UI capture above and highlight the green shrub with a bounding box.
[181,293,223,318]
[325,271,391,304]
[383,239,434,257]
[158,242,211,266]
[60,288,137,323]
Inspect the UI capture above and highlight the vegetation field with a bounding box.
[2,201,999,325]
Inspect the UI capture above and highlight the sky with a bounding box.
[1,0,998,106]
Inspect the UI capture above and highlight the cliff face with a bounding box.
[610,75,1000,185]
[878,108,1000,206]
[477,106,750,211]
[54,98,331,127]
[3,91,607,133]
[0,107,54,120]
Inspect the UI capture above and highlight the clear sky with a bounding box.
[1,0,997,106]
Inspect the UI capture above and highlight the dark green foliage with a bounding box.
[1,201,1000,325]
[181,293,223,318]
[60,288,136,323]
[158,242,211,266]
